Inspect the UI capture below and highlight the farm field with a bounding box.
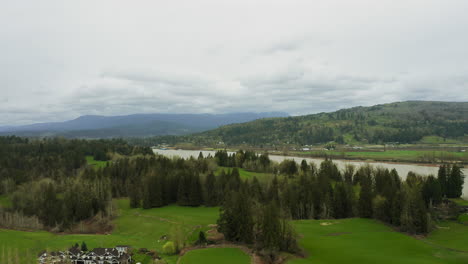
[179,248,250,264]
[288,218,468,264]
[293,150,468,163]
[0,199,219,264]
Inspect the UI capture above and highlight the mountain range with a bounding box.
[144,101,468,146]
[0,112,289,138]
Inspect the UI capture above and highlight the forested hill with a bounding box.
[0,112,288,138]
[146,101,468,146]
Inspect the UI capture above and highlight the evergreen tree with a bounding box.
[447,164,464,198]
[81,242,88,252]
[422,175,442,206]
[204,172,218,206]
[358,175,373,218]
[217,191,254,244]
[437,165,448,197]
[257,202,282,250]
[188,173,203,206]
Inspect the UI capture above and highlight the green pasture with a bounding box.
[216,167,274,182]
[296,150,468,162]
[426,221,468,252]
[449,198,468,206]
[288,218,468,264]
[179,248,250,264]
[86,156,108,168]
[0,199,219,264]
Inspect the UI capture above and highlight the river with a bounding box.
[153,149,468,198]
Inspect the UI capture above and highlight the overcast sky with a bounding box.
[1,0,468,125]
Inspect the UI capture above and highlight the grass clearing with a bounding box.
[449,198,468,206]
[295,150,468,162]
[426,221,468,252]
[216,167,274,182]
[179,248,250,264]
[0,199,219,264]
[288,218,468,264]
[86,155,108,168]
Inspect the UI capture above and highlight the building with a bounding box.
[38,246,131,264]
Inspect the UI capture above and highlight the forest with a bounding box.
[130,101,468,147]
[0,137,465,262]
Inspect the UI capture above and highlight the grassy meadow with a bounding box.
[288,218,468,264]
[0,199,219,264]
[1,198,468,263]
[293,150,468,163]
[216,166,274,182]
[179,248,250,264]
[86,155,108,168]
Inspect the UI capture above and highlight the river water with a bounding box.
[153,149,468,198]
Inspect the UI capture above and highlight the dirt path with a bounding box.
[176,244,264,264]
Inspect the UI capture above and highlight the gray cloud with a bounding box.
[1,0,468,125]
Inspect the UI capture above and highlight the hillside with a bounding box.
[147,101,468,146]
[0,112,288,138]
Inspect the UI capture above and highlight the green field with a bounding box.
[216,167,274,182]
[288,218,468,264]
[0,199,219,264]
[419,136,460,144]
[294,150,468,163]
[2,200,468,264]
[179,248,250,264]
[86,155,108,168]
[449,198,468,206]
[426,221,468,252]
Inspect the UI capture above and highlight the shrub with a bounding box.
[162,241,176,255]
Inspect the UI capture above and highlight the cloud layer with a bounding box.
[1,0,468,125]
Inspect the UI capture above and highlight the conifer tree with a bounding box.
[81,241,88,252]
[358,175,373,218]
[437,165,448,197]
[447,164,464,198]
[204,172,217,206]
[188,173,203,206]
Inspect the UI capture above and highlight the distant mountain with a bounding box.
[0,112,289,138]
[145,101,468,146]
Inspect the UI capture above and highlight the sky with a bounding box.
[1,0,468,126]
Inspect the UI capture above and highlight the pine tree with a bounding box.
[81,241,88,252]
[188,173,203,206]
[257,202,282,250]
[447,164,464,198]
[437,165,448,197]
[358,175,373,218]
[217,191,254,244]
[204,172,217,206]
[177,174,189,205]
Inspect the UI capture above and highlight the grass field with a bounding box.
[449,198,468,206]
[2,200,468,264]
[419,136,460,144]
[0,199,219,264]
[288,218,468,264]
[86,155,108,168]
[179,248,250,264]
[426,221,468,252]
[458,214,468,224]
[216,167,274,182]
[294,150,468,163]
